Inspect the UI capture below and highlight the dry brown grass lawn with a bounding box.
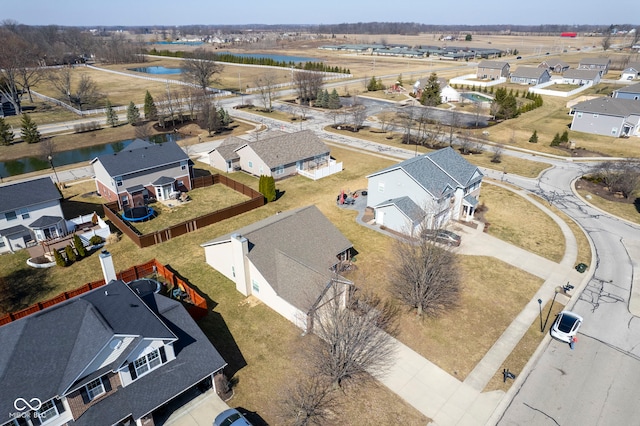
[479,183,565,262]
[575,188,640,225]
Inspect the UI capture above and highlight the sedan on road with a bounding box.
[550,311,583,343]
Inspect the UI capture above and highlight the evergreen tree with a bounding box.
[367,76,381,91]
[20,114,40,144]
[143,90,158,120]
[529,130,538,143]
[73,234,86,258]
[550,133,561,146]
[65,244,77,263]
[420,72,441,106]
[105,99,118,127]
[560,130,569,144]
[53,249,66,267]
[0,117,14,146]
[328,89,341,109]
[127,101,141,125]
[258,175,266,197]
[265,176,276,202]
[315,89,325,107]
[218,108,232,126]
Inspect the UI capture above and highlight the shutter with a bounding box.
[53,398,65,414]
[128,362,137,380]
[80,387,90,404]
[159,346,167,363]
[103,376,112,393]
[31,411,42,425]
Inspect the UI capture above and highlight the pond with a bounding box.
[128,66,183,75]
[0,133,179,178]
[461,92,494,102]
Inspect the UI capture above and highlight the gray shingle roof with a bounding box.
[579,57,610,66]
[94,139,188,177]
[615,81,640,94]
[477,60,509,69]
[376,196,425,223]
[511,66,548,79]
[572,97,640,116]
[240,130,329,169]
[563,69,600,80]
[367,147,483,199]
[211,136,244,160]
[202,205,353,311]
[28,215,63,228]
[0,177,61,214]
[0,224,29,236]
[151,176,176,186]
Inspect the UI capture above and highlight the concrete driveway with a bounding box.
[157,389,230,426]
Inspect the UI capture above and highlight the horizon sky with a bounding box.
[2,0,636,27]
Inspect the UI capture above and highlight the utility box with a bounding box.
[576,263,587,273]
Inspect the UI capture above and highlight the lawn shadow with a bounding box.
[0,266,56,315]
[634,197,640,214]
[61,199,104,218]
[237,407,267,426]
[275,189,286,201]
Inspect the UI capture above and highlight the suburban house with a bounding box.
[201,205,355,331]
[612,81,640,100]
[438,78,461,103]
[539,60,570,74]
[562,69,602,85]
[509,66,552,85]
[0,278,227,426]
[366,147,483,235]
[476,60,510,80]
[578,57,611,76]
[208,136,244,172]
[209,130,341,180]
[0,177,66,254]
[621,62,640,80]
[570,97,640,137]
[92,139,192,210]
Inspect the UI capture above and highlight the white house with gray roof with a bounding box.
[562,69,602,85]
[0,279,227,426]
[201,205,355,331]
[366,147,483,235]
[510,67,552,85]
[0,177,66,253]
[612,81,640,100]
[91,139,192,210]
[570,97,640,137]
[621,62,640,81]
[212,130,341,180]
[578,57,611,76]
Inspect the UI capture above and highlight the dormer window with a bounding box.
[129,347,165,380]
[86,377,106,401]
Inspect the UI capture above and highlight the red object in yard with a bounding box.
[340,190,345,205]
[561,32,577,38]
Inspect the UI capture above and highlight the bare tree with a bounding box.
[279,375,340,426]
[135,122,153,141]
[397,106,415,144]
[591,160,640,199]
[254,72,278,112]
[182,48,224,95]
[491,144,505,163]
[390,226,461,317]
[48,68,101,111]
[293,70,323,105]
[312,283,398,387]
[448,110,460,146]
[0,28,31,114]
[349,104,367,131]
[158,84,178,127]
[602,33,612,51]
[378,112,396,137]
[180,86,201,121]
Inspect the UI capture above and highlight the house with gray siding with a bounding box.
[510,67,551,85]
[0,177,66,254]
[578,57,611,76]
[570,97,640,137]
[562,69,602,85]
[91,139,192,209]
[476,60,510,80]
[612,81,640,100]
[231,130,340,180]
[366,147,483,235]
[0,279,227,426]
[201,205,355,331]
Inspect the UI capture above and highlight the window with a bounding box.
[612,127,618,135]
[133,348,162,378]
[0,239,5,248]
[36,400,58,423]
[86,378,105,400]
[275,165,284,175]
[577,112,583,118]
[4,211,17,221]
[180,160,188,170]
[18,209,30,219]
[115,176,123,187]
[121,196,129,207]
[231,266,235,278]
[593,114,598,118]
[248,161,253,168]
[252,280,259,292]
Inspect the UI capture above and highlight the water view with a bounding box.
[0,134,179,178]
[129,66,183,74]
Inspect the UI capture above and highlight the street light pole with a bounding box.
[47,155,60,187]
[538,299,543,332]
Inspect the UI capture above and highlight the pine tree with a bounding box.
[65,244,77,263]
[20,114,40,144]
[328,89,341,109]
[550,133,561,146]
[258,175,265,196]
[53,249,66,267]
[73,234,86,258]
[265,176,276,202]
[0,117,14,146]
[105,99,118,127]
[420,72,441,106]
[529,130,538,143]
[127,101,141,125]
[560,130,569,144]
[367,76,380,91]
[143,90,158,120]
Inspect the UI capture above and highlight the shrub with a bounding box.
[529,130,538,144]
[65,244,77,263]
[53,249,66,267]
[89,235,103,245]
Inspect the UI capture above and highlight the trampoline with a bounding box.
[122,206,155,222]
[128,278,162,297]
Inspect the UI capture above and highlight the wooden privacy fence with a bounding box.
[0,259,207,326]
[104,174,264,248]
